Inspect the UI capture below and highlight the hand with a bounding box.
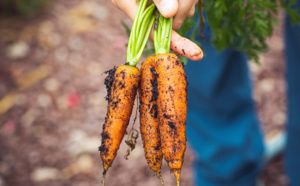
[153,0,197,30]
[112,0,203,61]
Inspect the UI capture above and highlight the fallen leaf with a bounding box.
[16,65,52,90]
[0,93,16,114]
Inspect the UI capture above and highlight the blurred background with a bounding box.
[0,0,287,185]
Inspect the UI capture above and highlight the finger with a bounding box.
[149,30,202,61]
[173,0,196,30]
[170,30,203,61]
[187,0,198,18]
[153,0,179,18]
[113,0,139,21]
[187,4,196,18]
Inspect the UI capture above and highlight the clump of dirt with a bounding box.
[150,67,158,102]
[168,121,176,129]
[150,104,158,118]
[163,113,171,119]
[101,67,117,156]
[99,122,111,153]
[104,66,117,101]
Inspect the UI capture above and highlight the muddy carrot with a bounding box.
[154,14,187,186]
[155,53,187,186]
[139,56,164,185]
[99,1,155,185]
[100,65,140,172]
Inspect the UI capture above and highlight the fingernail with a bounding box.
[158,0,178,18]
[191,51,203,61]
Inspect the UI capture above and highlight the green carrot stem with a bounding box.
[134,16,155,65]
[154,26,159,53]
[154,13,173,55]
[166,18,172,50]
[161,17,167,45]
[126,1,155,66]
[135,4,155,53]
[133,0,147,39]
[127,0,145,61]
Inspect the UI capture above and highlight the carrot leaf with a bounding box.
[127,0,155,67]
[154,13,173,55]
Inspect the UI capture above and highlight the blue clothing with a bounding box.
[186,5,300,185]
[285,1,300,185]
[185,15,265,185]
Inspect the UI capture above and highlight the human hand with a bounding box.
[152,0,198,30]
[112,0,203,61]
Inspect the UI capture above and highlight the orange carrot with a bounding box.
[139,57,164,184]
[99,1,155,185]
[139,53,187,186]
[155,53,187,186]
[100,65,140,173]
[152,13,187,186]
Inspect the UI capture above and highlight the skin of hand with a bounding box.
[112,0,203,61]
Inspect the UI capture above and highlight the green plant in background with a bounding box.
[0,0,50,16]
[178,0,300,63]
[123,0,300,64]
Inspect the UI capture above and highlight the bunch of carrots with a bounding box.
[99,1,199,185]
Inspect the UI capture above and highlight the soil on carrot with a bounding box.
[0,1,287,186]
[99,129,111,153]
[163,113,171,119]
[168,121,176,130]
[150,67,158,102]
[148,66,159,119]
[101,66,117,155]
[150,104,158,118]
[104,66,117,101]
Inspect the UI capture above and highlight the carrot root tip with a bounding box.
[102,174,106,186]
[173,169,181,186]
[176,179,180,186]
[157,172,164,186]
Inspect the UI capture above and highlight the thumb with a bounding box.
[153,0,179,18]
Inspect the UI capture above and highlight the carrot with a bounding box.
[139,56,164,185]
[100,65,140,172]
[99,1,155,185]
[153,13,187,186]
[155,53,187,186]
